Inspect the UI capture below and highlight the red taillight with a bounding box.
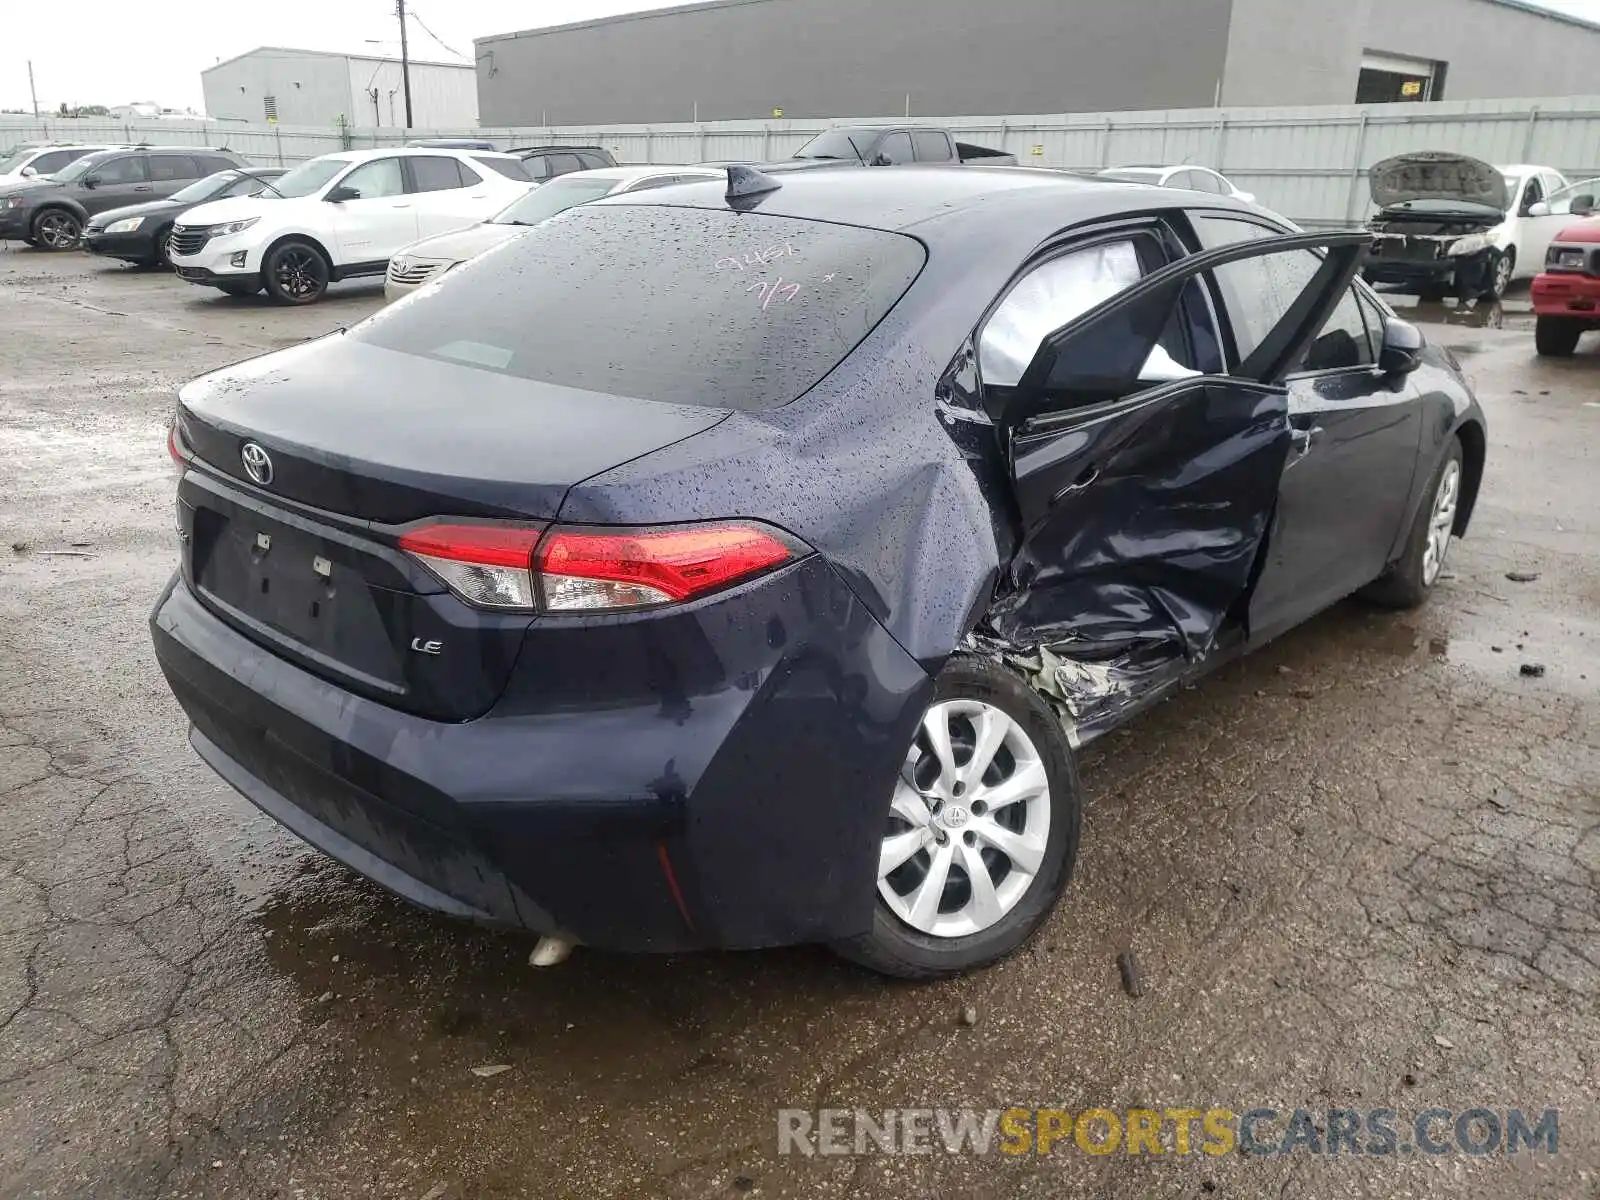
[167,424,186,472]
[397,523,544,610]
[396,520,799,613]
[536,524,795,610]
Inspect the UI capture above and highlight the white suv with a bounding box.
[168,148,532,304]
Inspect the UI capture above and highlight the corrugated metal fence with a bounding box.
[6,95,1598,227]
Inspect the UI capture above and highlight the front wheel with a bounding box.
[31,209,81,251]
[154,225,174,269]
[1535,316,1582,357]
[832,655,1082,979]
[1480,250,1513,301]
[262,240,329,305]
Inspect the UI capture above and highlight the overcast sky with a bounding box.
[4,0,1600,113]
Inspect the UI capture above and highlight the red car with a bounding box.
[1532,212,1600,357]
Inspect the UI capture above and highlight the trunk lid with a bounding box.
[177,335,728,523]
[176,335,729,720]
[1370,152,1508,213]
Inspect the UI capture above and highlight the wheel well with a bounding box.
[261,233,334,277]
[1454,421,1486,535]
[30,204,80,228]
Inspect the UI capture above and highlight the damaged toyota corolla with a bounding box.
[151,166,1486,978]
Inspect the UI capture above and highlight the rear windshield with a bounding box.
[355,204,927,410]
[491,176,618,225]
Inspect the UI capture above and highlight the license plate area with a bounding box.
[192,507,405,692]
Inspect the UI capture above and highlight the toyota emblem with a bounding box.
[240,442,274,486]
[393,257,408,274]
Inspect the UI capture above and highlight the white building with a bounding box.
[202,47,477,129]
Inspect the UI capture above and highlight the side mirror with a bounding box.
[1527,201,1551,217]
[19,165,36,178]
[1572,194,1596,217]
[80,175,98,190]
[324,185,358,203]
[1379,316,1425,375]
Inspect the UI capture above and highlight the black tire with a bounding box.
[831,655,1082,979]
[1535,316,1582,358]
[30,208,81,251]
[1480,250,1513,301]
[216,281,262,298]
[262,239,329,305]
[1361,439,1464,610]
[154,225,174,269]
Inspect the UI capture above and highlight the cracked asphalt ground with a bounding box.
[1,246,1596,1200]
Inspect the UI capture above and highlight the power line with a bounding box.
[407,9,471,60]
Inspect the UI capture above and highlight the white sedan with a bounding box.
[1098,164,1256,204]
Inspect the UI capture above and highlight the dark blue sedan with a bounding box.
[152,166,1486,977]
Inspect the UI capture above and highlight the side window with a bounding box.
[1521,176,1543,212]
[90,156,149,184]
[475,156,531,182]
[876,132,915,165]
[32,150,78,174]
[980,240,1146,387]
[1297,286,1375,372]
[579,151,612,170]
[410,156,466,192]
[525,155,554,182]
[912,131,952,162]
[1166,170,1197,191]
[458,162,483,186]
[548,153,585,177]
[149,154,199,181]
[1190,170,1225,195]
[200,155,239,174]
[339,158,405,199]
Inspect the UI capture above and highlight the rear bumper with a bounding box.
[1531,271,1600,320]
[151,563,931,952]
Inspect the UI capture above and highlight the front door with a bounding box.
[326,157,420,269]
[985,229,1367,739]
[80,153,151,216]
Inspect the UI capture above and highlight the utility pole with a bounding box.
[27,60,39,118]
[396,0,414,129]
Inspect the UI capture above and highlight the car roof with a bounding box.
[601,164,1259,248]
[553,165,721,186]
[317,147,523,164]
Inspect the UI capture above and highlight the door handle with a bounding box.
[1049,465,1101,505]
[389,203,412,209]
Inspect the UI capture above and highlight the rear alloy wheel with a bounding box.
[1361,440,1464,609]
[833,656,1081,979]
[1535,316,1582,357]
[263,240,329,305]
[31,209,81,251]
[1481,250,1513,301]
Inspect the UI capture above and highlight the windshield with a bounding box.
[356,204,927,410]
[269,158,348,198]
[51,155,104,183]
[170,171,241,204]
[793,129,873,162]
[491,177,618,226]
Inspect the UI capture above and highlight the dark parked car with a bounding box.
[777,125,1017,171]
[509,144,618,183]
[151,168,1486,978]
[0,145,249,250]
[82,167,287,266]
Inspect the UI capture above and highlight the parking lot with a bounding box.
[1,245,1597,1199]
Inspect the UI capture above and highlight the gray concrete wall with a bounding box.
[475,0,1236,126]
[1221,0,1600,106]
